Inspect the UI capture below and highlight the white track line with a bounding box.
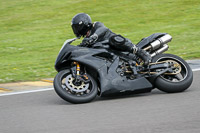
[0,68,200,97]
[0,88,53,97]
[192,68,200,72]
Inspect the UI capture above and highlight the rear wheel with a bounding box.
[152,54,193,93]
[54,69,98,104]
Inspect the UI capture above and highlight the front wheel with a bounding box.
[152,54,193,93]
[53,69,98,104]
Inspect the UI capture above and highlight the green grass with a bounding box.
[0,0,200,83]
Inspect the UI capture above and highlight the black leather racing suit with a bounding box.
[81,21,134,52]
[80,22,151,65]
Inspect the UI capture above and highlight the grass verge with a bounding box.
[0,0,199,83]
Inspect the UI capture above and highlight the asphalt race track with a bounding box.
[0,71,200,133]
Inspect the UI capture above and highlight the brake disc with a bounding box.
[162,60,182,75]
[65,74,89,93]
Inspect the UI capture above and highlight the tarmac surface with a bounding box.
[0,60,200,133]
[0,68,199,133]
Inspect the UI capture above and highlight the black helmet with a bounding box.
[71,13,92,37]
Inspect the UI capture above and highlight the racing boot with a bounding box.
[132,45,152,66]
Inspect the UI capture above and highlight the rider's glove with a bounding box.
[132,46,152,66]
[82,33,98,46]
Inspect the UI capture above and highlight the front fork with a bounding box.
[75,62,80,76]
[71,62,90,84]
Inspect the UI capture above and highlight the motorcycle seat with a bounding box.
[137,33,167,49]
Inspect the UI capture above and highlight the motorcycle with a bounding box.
[53,33,193,104]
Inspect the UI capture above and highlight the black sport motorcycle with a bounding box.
[54,33,193,104]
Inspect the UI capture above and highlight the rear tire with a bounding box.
[152,54,193,93]
[54,69,98,104]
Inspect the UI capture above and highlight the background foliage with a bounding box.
[0,0,199,83]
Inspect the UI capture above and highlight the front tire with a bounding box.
[152,54,193,93]
[54,69,98,104]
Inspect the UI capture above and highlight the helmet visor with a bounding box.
[72,24,81,37]
[72,23,89,37]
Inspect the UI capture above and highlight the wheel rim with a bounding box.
[60,73,93,96]
[156,57,188,82]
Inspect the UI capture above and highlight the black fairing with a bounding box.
[137,33,167,49]
[55,44,77,71]
[55,39,153,96]
[96,57,153,96]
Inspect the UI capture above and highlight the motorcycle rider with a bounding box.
[71,13,151,66]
